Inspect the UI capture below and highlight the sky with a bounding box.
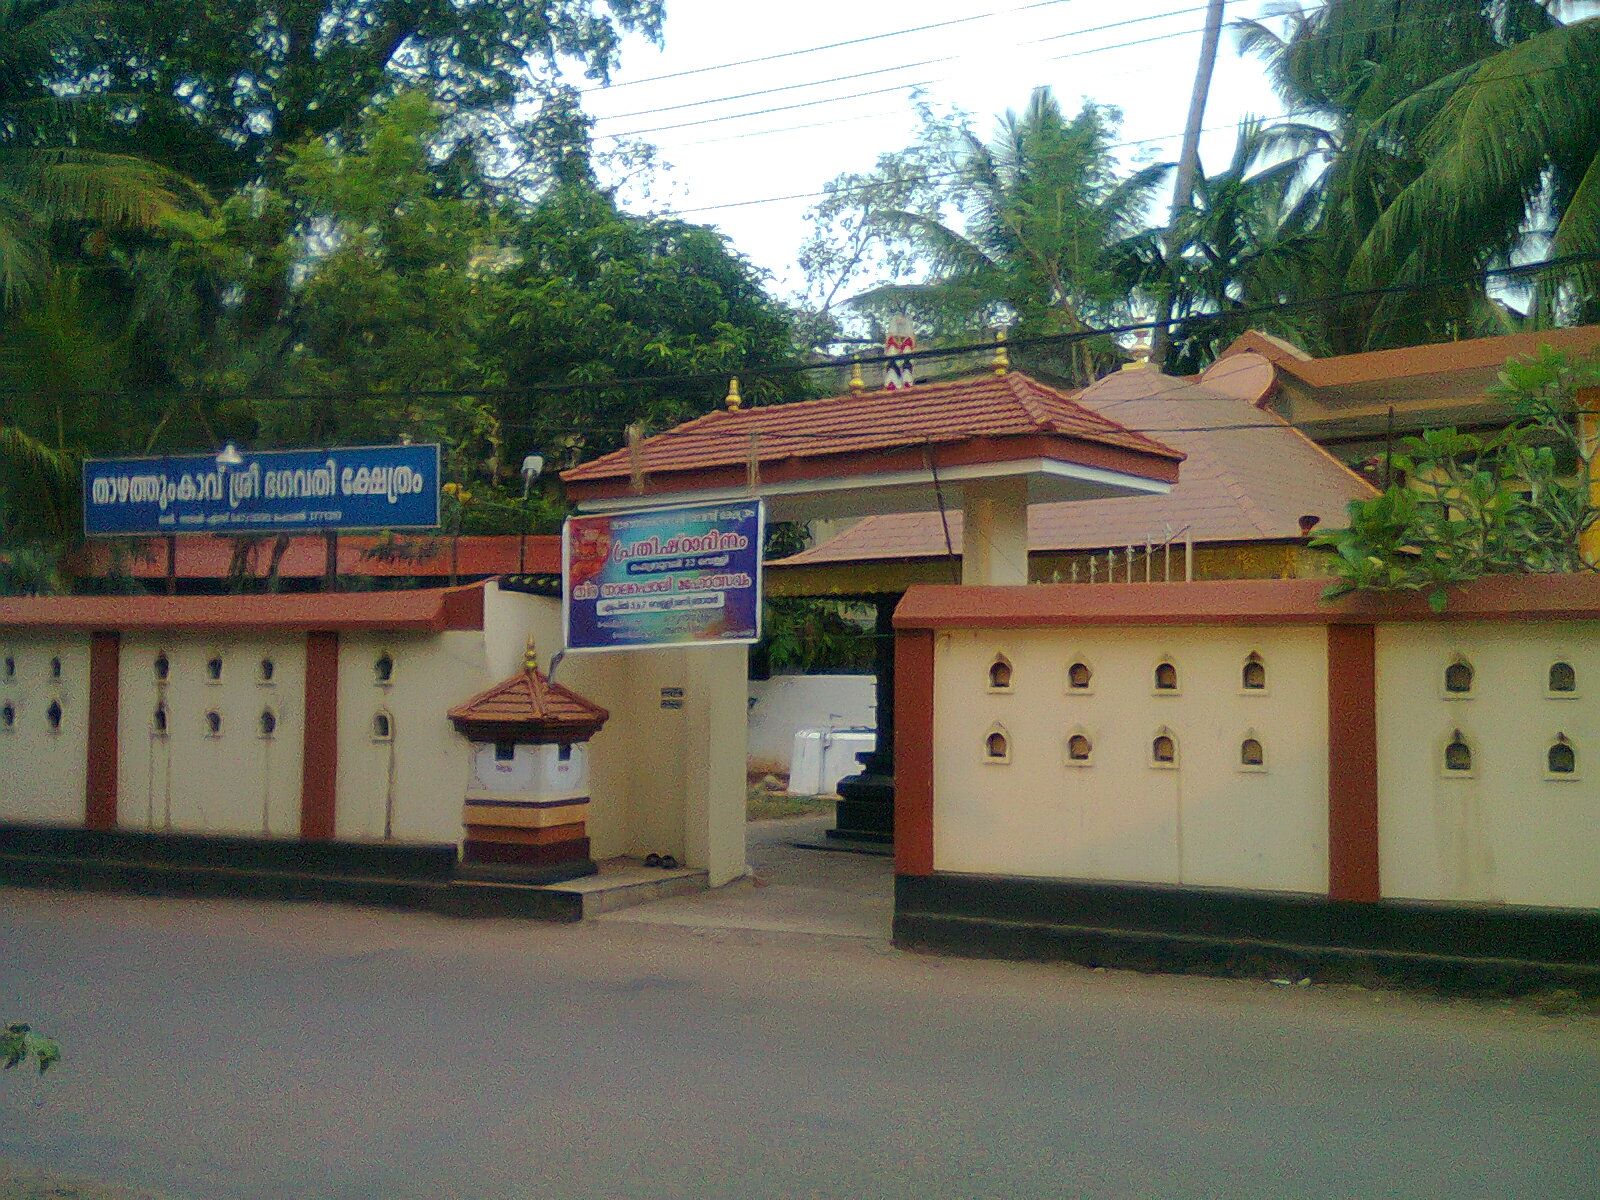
[574,0,1293,302]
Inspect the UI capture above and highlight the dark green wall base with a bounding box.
[0,822,586,921]
[895,873,1600,995]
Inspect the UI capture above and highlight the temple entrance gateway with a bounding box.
[560,352,1182,865]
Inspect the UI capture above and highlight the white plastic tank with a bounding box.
[788,727,876,796]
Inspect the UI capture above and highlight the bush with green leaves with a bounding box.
[2,1023,60,1075]
[1316,348,1599,610]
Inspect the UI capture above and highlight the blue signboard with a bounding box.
[82,445,440,536]
[563,500,764,652]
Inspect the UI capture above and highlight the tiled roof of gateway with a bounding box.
[561,370,1183,485]
[448,664,609,738]
[772,361,1376,566]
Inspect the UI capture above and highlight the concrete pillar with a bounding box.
[682,643,748,886]
[961,477,1030,586]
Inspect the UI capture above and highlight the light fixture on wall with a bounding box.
[216,443,245,469]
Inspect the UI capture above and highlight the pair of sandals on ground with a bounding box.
[642,852,680,870]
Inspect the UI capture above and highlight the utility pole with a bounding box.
[1150,0,1227,372]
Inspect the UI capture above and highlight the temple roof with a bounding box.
[769,357,1375,567]
[448,662,609,741]
[559,369,1183,520]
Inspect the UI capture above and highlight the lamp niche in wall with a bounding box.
[987,653,1013,692]
[1241,652,1266,692]
[258,657,276,685]
[1546,734,1578,780]
[1239,733,1266,772]
[206,654,223,684]
[205,710,222,738]
[152,704,168,737]
[1443,729,1473,776]
[49,656,61,680]
[1153,659,1179,693]
[1064,730,1093,767]
[46,700,62,732]
[984,724,1011,764]
[154,652,170,683]
[3,654,14,682]
[1066,660,1093,692]
[1547,660,1578,697]
[1,701,14,731]
[375,653,395,687]
[1443,655,1474,698]
[372,710,394,742]
[259,708,277,740]
[1151,728,1178,768]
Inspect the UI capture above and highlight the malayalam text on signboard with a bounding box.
[82,445,441,537]
[563,500,764,651]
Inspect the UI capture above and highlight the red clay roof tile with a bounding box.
[560,371,1182,487]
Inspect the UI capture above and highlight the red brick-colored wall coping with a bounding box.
[85,632,120,831]
[564,433,1182,504]
[0,583,485,634]
[1326,626,1379,901]
[300,632,339,840]
[894,574,1600,630]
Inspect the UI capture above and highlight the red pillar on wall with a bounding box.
[300,631,339,840]
[894,627,936,876]
[85,631,121,830]
[1327,624,1380,902]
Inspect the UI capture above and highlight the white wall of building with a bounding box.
[0,635,90,824]
[930,626,1329,893]
[117,635,307,836]
[747,673,875,773]
[1376,622,1600,909]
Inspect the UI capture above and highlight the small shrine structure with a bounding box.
[448,642,609,878]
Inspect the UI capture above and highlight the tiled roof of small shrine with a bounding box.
[448,662,609,739]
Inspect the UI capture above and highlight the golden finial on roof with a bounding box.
[848,355,865,394]
[725,377,743,410]
[1120,337,1153,371]
[523,638,539,675]
[991,329,1009,377]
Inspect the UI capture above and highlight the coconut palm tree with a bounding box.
[1237,1,1596,347]
[0,0,202,306]
[1118,120,1329,372]
[850,88,1170,384]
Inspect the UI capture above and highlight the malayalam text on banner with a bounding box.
[82,445,441,537]
[563,500,764,651]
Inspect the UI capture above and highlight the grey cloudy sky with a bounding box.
[575,0,1292,299]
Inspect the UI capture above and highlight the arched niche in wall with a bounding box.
[258,657,276,686]
[375,652,395,687]
[154,652,170,683]
[152,704,168,737]
[1150,727,1178,768]
[984,724,1012,764]
[372,710,394,742]
[1238,732,1266,772]
[1443,655,1475,698]
[1063,729,1093,767]
[1066,659,1093,693]
[1442,728,1474,776]
[205,654,224,684]
[2,654,14,682]
[1241,652,1267,693]
[987,653,1014,693]
[1546,733,1578,780]
[1547,660,1578,698]
[1153,659,1179,694]
[204,710,222,738]
[46,700,62,731]
[1,701,14,731]
[259,708,278,740]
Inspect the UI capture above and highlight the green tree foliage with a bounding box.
[0,0,205,306]
[1236,1,1598,350]
[1118,120,1327,373]
[78,0,664,194]
[802,89,1168,383]
[1316,348,1600,609]
[2,1022,60,1074]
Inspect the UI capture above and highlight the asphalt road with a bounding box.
[2,883,1597,1200]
